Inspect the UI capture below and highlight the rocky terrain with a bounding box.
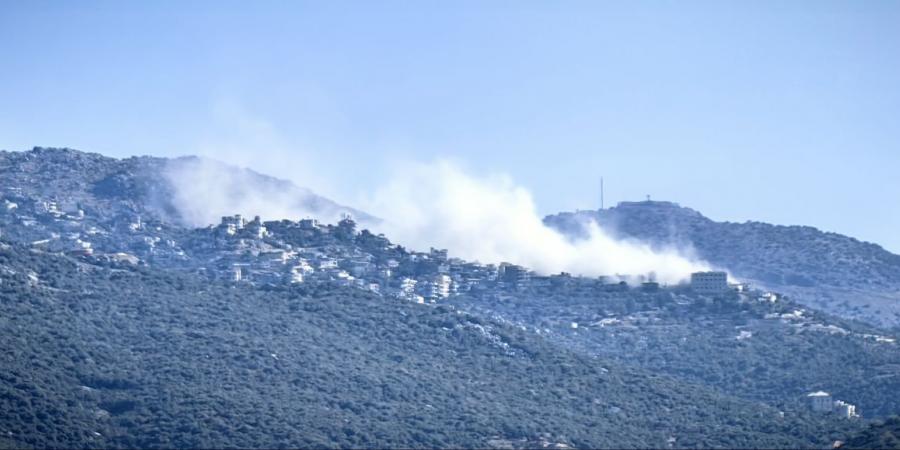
[545,201,900,329]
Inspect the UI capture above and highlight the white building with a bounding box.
[221,214,245,230]
[247,216,267,239]
[128,215,143,232]
[834,400,858,419]
[318,258,338,270]
[292,260,314,275]
[690,271,728,294]
[808,391,833,412]
[429,274,452,301]
[807,391,859,418]
[232,264,245,282]
[289,266,305,283]
[399,277,418,301]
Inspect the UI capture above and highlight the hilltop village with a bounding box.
[2,194,758,304]
[2,195,894,341]
[4,188,900,420]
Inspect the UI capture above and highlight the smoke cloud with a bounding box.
[361,160,711,284]
[165,100,712,284]
[163,157,360,227]
[163,154,711,284]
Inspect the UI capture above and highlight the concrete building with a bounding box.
[429,274,452,301]
[246,216,267,239]
[691,271,728,294]
[318,258,338,270]
[499,263,530,288]
[834,400,858,419]
[128,215,143,232]
[808,391,833,412]
[807,391,859,419]
[232,264,245,282]
[220,215,246,236]
[298,218,319,230]
[430,247,448,262]
[222,214,245,229]
[399,277,417,301]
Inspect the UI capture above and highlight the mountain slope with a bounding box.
[0,147,371,228]
[446,282,900,418]
[544,201,900,328]
[0,240,861,448]
[1,148,895,447]
[841,416,900,449]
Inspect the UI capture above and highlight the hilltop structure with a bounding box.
[807,391,859,419]
[691,271,728,294]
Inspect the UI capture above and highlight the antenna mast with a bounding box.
[600,176,604,210]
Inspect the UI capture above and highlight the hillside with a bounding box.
[841,416,900,449]
[0,147,370,228]
[0,240,860,448]
[447,282,900,418]
[544,201,900,328]
[1,147,897,447]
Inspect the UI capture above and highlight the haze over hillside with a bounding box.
[3,2,899,448]
[2,147,713,284]
[545,202,900,329]
[4,147,899,328]
[0,147,370,226]
[1,147,899,449]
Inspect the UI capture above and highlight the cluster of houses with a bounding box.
[196,215,765,306]
[3,191,890,422]
[207,215,492,302]
[2,191,766,305]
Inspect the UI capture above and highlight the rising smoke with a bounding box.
[163,157,358,227]
[165,154,712,284]
[361,160,711,284]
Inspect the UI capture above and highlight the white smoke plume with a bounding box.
[361,160,712,284]
[164,101,712,283]
[163,157,359,227]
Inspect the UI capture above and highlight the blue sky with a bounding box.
[2,1,899,252]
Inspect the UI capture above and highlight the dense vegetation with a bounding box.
[0,241,862,448]
[842,416,900,449]
[449,287,900,418]
[2,148,896,447]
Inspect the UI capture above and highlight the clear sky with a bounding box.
[2,1,899,252]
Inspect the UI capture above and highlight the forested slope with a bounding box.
[0,241,860,449]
